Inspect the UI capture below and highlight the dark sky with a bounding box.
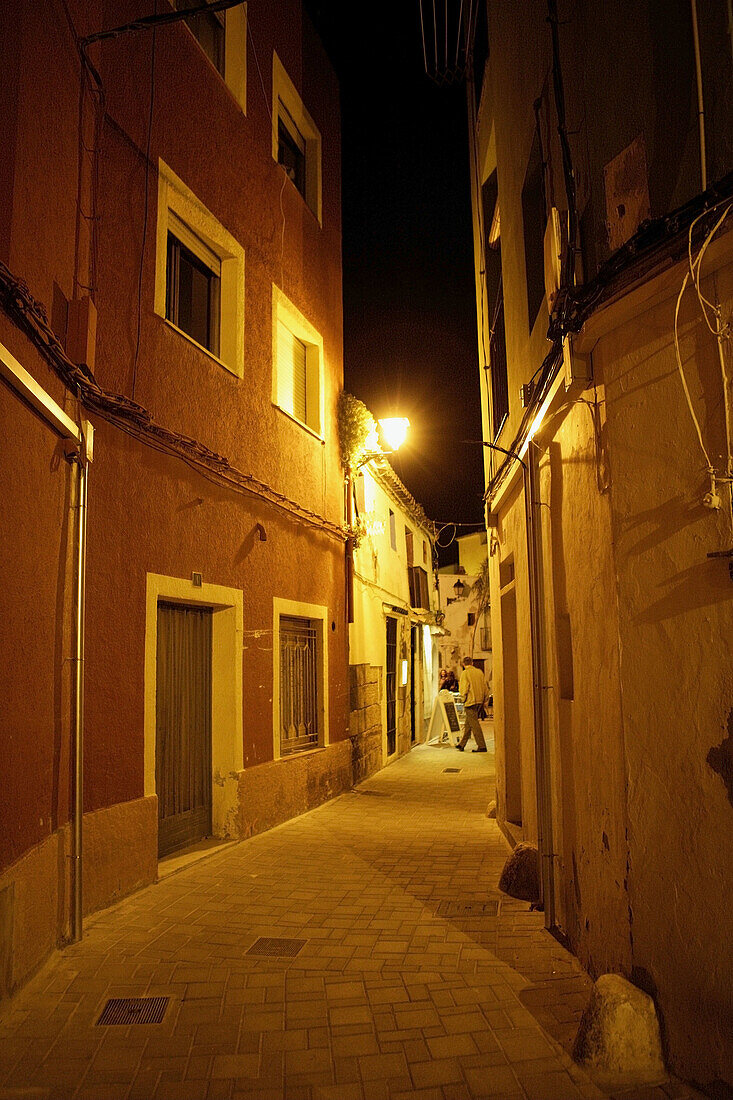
[306,1,486,532]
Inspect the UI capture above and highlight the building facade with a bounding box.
[437,533,492,681]
[466,1,732,1089]
[0,0,352,998]
[349,458,439,781]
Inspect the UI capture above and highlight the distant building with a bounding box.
[0,0,350,997]
[464,1,732,1088]
[349,457,440,779]
[437,533,492,681]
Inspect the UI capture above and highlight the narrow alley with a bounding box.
[0,744,699,1100]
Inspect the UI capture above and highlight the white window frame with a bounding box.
[271,285,324,438]
[176,1,247,112]
[272,597,329,761]
[156,159,244,377]
[272,50,322,224]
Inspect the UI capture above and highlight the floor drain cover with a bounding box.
[437,901,499,917]
[97,996,169,1026]
[246,937,306,958]
[443,768,461,773]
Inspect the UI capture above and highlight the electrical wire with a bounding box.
[132,3,157,400]
[0,258,345,542]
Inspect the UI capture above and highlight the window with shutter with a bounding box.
[277,320,307,424]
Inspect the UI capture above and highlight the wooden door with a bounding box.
[156,602,213,857]
[386,617,397,756]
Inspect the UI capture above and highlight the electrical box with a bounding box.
[67,296,98,373]
[563,335,592,395]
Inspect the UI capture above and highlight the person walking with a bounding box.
[456,656,489,752]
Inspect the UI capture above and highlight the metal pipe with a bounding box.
[523,441,556,928]
[690,0,707,191]
[72,451,88,942]
[345,470,355,624]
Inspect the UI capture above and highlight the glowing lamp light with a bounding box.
[378,417,410,452]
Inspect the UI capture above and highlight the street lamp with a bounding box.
[378,417,410,453]
[453,578,466,599]
[346,416,410,622]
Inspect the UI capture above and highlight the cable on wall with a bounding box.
[0,259,346,542]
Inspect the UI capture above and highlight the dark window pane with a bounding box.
[166,232,220,357]
[278,104,306,199]
[522,132,547,332]
[177,1,225,75]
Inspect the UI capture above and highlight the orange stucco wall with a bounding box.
[0,0,347,991]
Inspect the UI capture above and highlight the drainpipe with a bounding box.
[345,468,355,623]
[71,445,89,942]
[523,440,556,929]
[0,340,91,942]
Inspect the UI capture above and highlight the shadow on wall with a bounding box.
[706,709,733,808]
[635,558,733,622]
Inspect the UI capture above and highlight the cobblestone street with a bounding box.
[0,742,698,1100]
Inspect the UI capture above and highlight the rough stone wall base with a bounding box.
[0,795,157,1001]
[237,740,353,839]
[349,663,383,782]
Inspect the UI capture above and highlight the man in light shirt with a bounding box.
[456,656,489,752]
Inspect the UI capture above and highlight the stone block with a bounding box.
[363,683,379,707]
[573,973,666,1089]
[365,704,381,730]
[498,841,540,902]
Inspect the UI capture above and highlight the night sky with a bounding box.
[305,1,486,533]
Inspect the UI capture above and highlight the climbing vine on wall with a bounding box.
[337,391,379,471]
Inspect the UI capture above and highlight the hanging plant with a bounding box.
[337,391,379,471]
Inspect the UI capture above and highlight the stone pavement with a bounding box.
[0,742,699,1100]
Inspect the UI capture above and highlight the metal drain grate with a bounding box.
[97,996,169,1026]
[436,901,499,917]
[443,767,462,773]
[246,937,306,958]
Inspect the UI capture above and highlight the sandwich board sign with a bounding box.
[427,691,463,745]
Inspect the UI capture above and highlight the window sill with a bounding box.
[277,745,327,761]
[273,402,325,443]
[163,318,241,379]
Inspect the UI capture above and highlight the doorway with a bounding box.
[500,585,523,826]
[156,602,213,857]
[385,616,397,756]
[410,625,419,743]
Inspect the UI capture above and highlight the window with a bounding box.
[405,528,414,566]
[155,160,244,376]
[272,597,328,759]
[272,51,322,223]
[177,0,224,74]
[467,612,476,627]
[389,510,396,550]
[166,215,221,356]
[522,131,547,332]
[277,321,307,423]
[481,171,508,437]
[272,286,323,436]
[423,540,428,564]
[176,1,246,110]
[278,103,306,198]
[408,567,430,610]
[279,616,319,755]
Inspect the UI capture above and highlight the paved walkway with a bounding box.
[0,743,695,1100]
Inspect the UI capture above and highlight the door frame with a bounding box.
[144,574,244,846]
